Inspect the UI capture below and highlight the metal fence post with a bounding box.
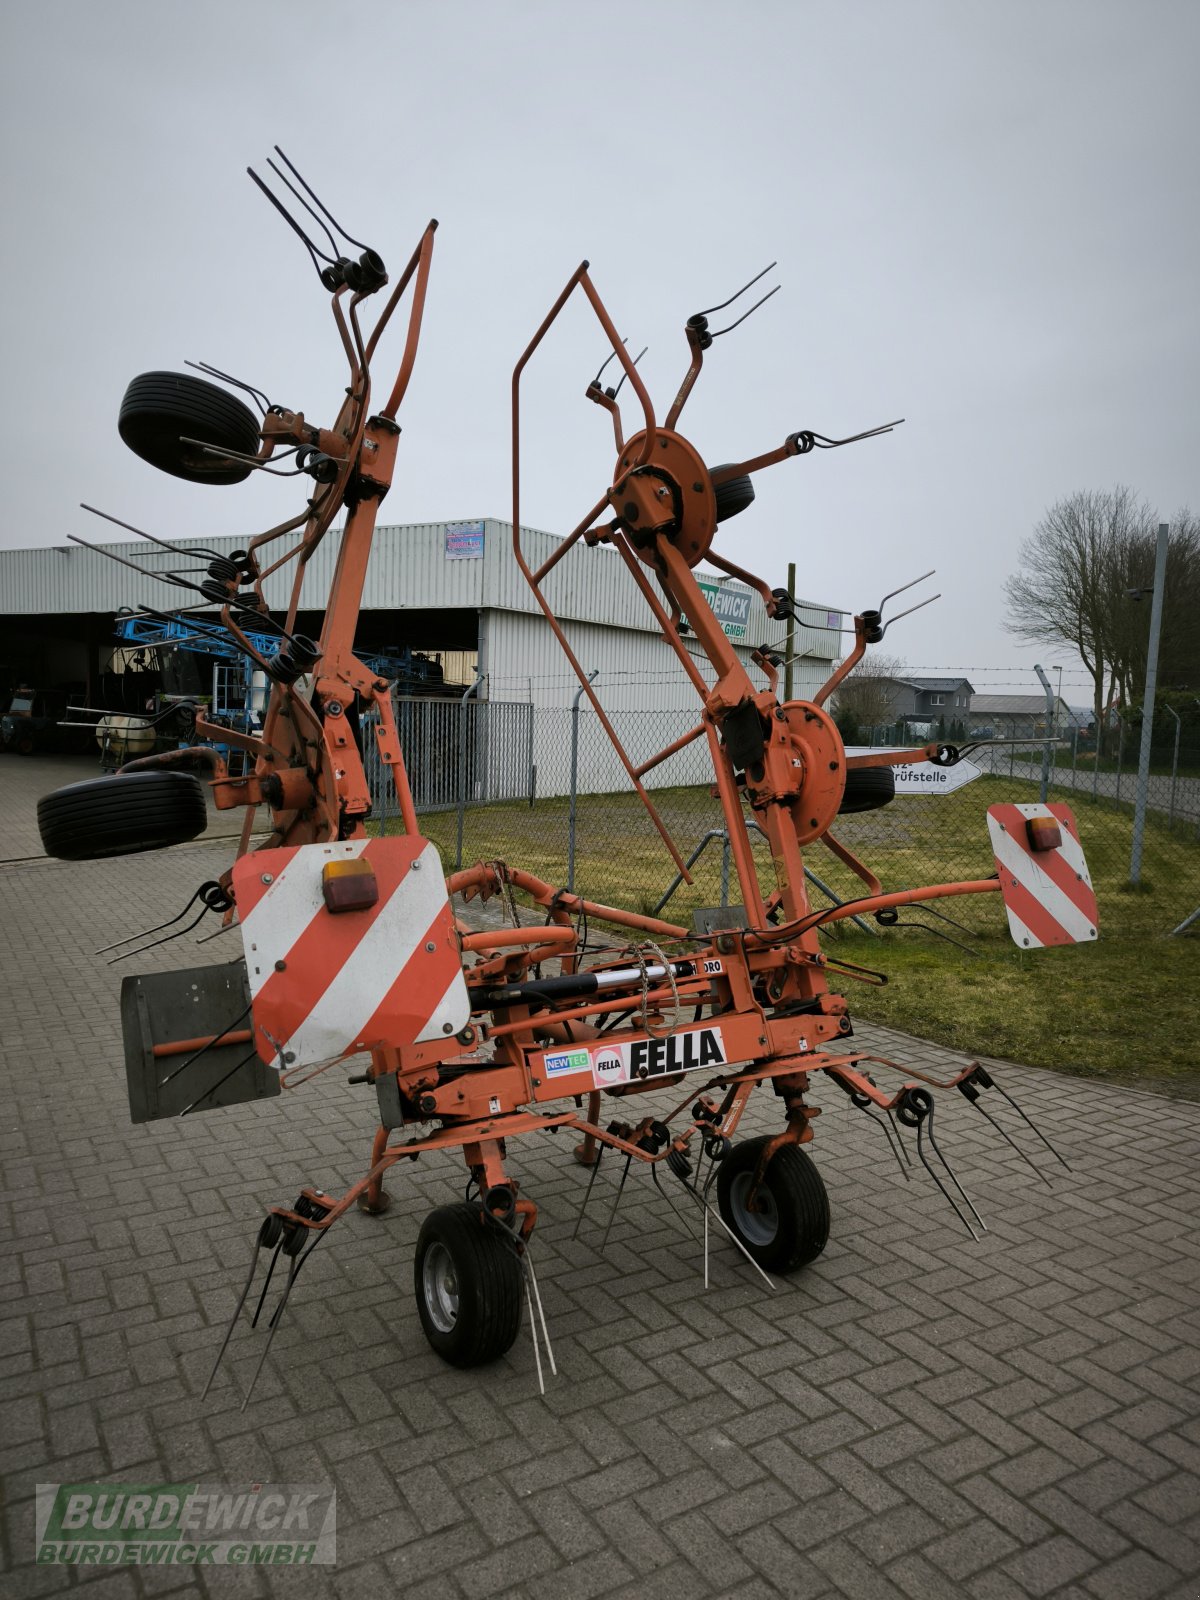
[455,672,484,871]
[567,671,597,892]
[1033,664,1054,803]
[1114,715,1123,806]
[1165,705,1181,829]
[1130,522,1169,883]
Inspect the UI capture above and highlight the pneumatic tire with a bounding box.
[414,1203,523,1367]
[710,464,756,523]
[37,771,208,860]
[838,766,895,814]
[716,1136,830,1273]
[118,372,261,485]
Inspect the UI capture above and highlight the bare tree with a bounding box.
[1006,492,1199,748]
[832,652,906,734]
[1004,487,1152,750]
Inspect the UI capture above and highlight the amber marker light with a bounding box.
[322,857,379,913]
[1026,816,1062,852]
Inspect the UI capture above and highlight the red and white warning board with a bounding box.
[986,802,1098,949]
[232,837,469,1068]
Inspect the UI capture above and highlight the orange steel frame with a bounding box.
[136,231,1006,1249]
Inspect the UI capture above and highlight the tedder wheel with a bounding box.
[118,372,262,485]
[838,766,895,814]
[37,771,208,860]
[716,1135,830,1272]
[414,1203,523,1367]
[711,464,756,523]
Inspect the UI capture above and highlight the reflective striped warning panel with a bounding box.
[232,838,469,1069]
[986,802,1098,949]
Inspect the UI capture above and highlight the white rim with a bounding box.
[729,1172,779,1247]
[422,1241,459,1333]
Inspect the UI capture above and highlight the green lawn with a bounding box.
[386,773,1200,1095]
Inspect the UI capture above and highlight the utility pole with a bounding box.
[784,561,796,703]
[1130,523,1169,884]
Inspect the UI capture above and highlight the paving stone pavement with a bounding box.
[1,801,1199,1597]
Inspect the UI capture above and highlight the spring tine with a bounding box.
[611,346,648,399]
[95,887,203,954]
[878,569,936,613]
[250,1242,283,1328]
[710,283,781,339]
[110,905,211,965]
[915,1119,980,1240]
[967,1097,1053,1188]
[524,1275,545,1397]
[523,1248,556,1378]
[272,146,371,253]
[699,1199,777,1291]
[200,1233,263,1401]
[240,1252,301,1412]
[696,261,777,318]
[924,1102,987,1233]
[571,1147,604,1242]
[179,1048,259,1116]
[598,1155,632,1252]
[858,1104,910,1180]
[703,1203,710,1290]
[650,1164,701,1242]
[888,1109,914,1167]
[989,1082,1071,1171]
[160,1003,253,1087]
[267,1232,323,1327]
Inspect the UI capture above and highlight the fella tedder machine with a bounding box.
[39,155,1097,1400]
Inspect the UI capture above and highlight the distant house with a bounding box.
[968,694,1084,740]
[885,676,974,724]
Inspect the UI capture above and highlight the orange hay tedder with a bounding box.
[39,156,1098,1401]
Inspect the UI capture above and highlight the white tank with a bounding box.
[96,714,156,761]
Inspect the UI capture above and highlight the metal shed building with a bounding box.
[0,518,840,795]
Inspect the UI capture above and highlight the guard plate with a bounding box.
[233,836,468,1067]
[987,802,1098,948]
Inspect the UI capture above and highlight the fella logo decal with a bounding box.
[589,1025,726,1088]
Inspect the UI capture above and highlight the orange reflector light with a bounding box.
[322,857,379,913]
[1026,816,1062,852]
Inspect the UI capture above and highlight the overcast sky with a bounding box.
[2,1,1196,699]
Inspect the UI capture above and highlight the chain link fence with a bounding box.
[363,699,1200,942]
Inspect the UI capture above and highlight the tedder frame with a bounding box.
[38,154,1096,1398]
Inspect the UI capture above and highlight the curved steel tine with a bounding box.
[989,1082,1071,1171]
[612,346,648,399]
[109,905,211,966]
[273,146,371,253]
[651,1163,701,1242]
[598,1155,632,1251]
[185,361,270,413]
[250,1242,283,1329]
[914,1118,979,1239]
[878,593,941,637]
[179,1049,259,1117]
[246,166,330,275]
[160,1003,253,1087]
[925,1119,986,1233]
[696,261,777,318]
[200,1232,264,1401]
[888,1109,914,1166]
[710,284,781,339]
[96,886,202,954]
[878,569,936,613]
[591,338,626,387]
[966,1098,1052,1188]
[857,1103,910,1180]
[522,1246,556,1379]
[571,1146,604,1241]
[524,1275,545,1396]
[79,503,230,564]
[266,157,340,261]
[240,1252,301,1412]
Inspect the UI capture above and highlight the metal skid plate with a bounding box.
[120,960,279,1123]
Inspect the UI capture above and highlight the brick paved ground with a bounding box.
[2,766,1199,1598]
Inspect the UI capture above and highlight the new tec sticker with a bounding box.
[543,1047,591,1078]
